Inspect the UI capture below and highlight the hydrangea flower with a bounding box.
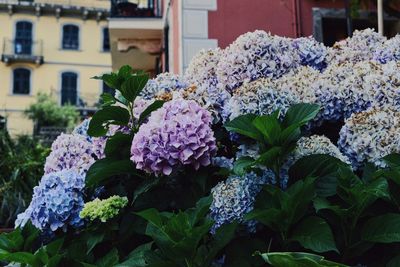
[80,195,128,222]
[209,172,271,233]
[140,72,189,100]
[224,78,297,122]
[131,99,217,176]
[132,97,152,120]
[327,28,386,64]
[44,133,97,175]
[374,34,400,64]
[292,135,351,165]
[338,106,400,168]
[292,36,328,71]
[16,169,85,232]
[216,30,300,93]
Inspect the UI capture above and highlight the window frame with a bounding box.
[11,67,32,95]
[60,71,79,106]
[61,23,80,50]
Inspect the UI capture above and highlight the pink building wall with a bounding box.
[208,0,344,48]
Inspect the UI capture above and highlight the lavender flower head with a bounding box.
[131,99,217,176]
[374,34,400,64]
[209,172,271,233]
[338,106,400,169]
[140,72,189,100]
[216,30,300,93]
[292,36,328,71]
[16,169,85,232]
[44,133,97,175]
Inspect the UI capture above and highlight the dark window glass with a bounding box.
[103,28,110,51]
[102,81,115,96]
[15,21,32,55]
[61,72,77,105]
[62,25,79,50]
[13,68,30,94]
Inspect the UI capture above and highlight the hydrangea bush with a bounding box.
[4,29,400,267]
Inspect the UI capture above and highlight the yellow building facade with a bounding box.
[0,0,112,135]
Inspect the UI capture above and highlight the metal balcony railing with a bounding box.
[1,38,44,65]
[0,0,110,9]
[110,0,162,18]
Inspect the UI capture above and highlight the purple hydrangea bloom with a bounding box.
[15,169,85,232]
[44,133,97,175]
[209,172,271,233]
[140,72,189,100]
[292,36,328,71]
[131,99,217,176]
[216,30,301,93]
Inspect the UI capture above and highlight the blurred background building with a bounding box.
[2,0,400,135]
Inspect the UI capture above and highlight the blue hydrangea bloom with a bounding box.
[16,169,85,232]
[140,72,189,100]
[209,172,272,233]
[292,37,328,71]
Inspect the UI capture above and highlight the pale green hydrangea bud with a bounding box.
[80,195,128,222]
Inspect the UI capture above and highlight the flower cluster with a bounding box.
[338,106,400,168]
[216,30,300,93]
[292,36,328,71]
[80,195,128,222]
[131,99,217,176]
[16,169,85,232]
[44,133,97,175]
[374,34,400,64]
[209,172,270,233]
[328,28,386,64]
[73,118,92,142]
[292,135,350,164]
[140,72,189,100]
[184,48,231,121]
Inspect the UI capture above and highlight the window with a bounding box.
[102,81,115,96]
[15,21,32,55]
[103,28,110,51]
[62,24,79,50]
[13,68,31,95]
[61,72,78,105]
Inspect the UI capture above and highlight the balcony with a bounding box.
[108,0,164,72]
[1,39,44,65]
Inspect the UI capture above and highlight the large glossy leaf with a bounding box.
[362,213,400,243]
[291,216,338,253]
[0,250,38,266]
[104,132,133,159]
[86,233,104,255]
[259,252,348,267]
[120,74,149,102]
[282,103,320,128]
[96,248,119,267]
[252,115,281,144]
[233,157,255,175]
[87,106,130,137]
[85,158,137,187]
[224,114,263,141]
[382,153,400,169]
[256,147,281,168]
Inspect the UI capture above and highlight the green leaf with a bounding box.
[104,132,133,159]
[135,209,163,228]
[132,177,160,203]
[259,252,348,267]
[45,237,64,255]
[291,216,338,253]
[93,73,120,89]
[86,158,137,187]
[233,157,255,175]
[96,248,119,267]
[100,93,116,107]
[204,222,238,264]
[224,114,263,141]
[0,250,38,266]
[252,115,281,144]
[87,106,130,137]
[138,100,165,125]
[120,74,149,102]
[382,153,400,169]
[256,147,281,168]
[387,255,400,267]
[118,65,133,79]
[282,103,320,128]
[362,213,400,243]
[86,233,104,255]
[115,243,157,267]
